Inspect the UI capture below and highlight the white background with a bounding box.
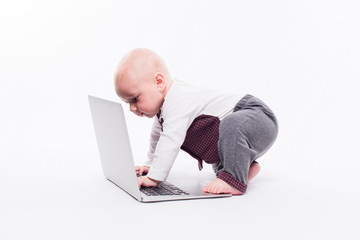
[1,0,360,239]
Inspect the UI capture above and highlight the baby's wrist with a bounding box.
[147,176,161,184]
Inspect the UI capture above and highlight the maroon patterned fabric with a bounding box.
[180,114,221,170]
[218,171,247,193]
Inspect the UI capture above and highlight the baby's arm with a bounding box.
[134,117,164,189]
[145,118,162,167]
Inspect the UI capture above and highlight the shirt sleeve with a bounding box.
[144,117,162,167]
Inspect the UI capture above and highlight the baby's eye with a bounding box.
[131,97,139,103]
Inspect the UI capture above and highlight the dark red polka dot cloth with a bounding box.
[180,114,221,170]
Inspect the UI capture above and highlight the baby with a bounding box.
[114,48,278,195]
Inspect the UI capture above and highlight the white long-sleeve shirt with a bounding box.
[145,79,244,181]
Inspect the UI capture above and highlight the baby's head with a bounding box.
[114,48,172,118]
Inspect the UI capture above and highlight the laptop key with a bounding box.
[140,183,189,196]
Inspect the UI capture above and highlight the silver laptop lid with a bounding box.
[88,95,141,201]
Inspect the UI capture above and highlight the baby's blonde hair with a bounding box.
[114,48,170,94]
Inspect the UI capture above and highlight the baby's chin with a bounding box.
[136,112,155,118]
[145,113,157,118]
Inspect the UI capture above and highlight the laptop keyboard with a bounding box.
[140,182,190,196]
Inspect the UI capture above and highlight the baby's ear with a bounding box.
[155,72,166,90]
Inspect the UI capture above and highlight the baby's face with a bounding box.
[117,77,164,118]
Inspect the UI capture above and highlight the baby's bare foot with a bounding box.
[247,162,260,183]
[203,178,243,195]
[204,163,261,195]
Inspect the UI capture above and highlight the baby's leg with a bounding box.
[204,161,260,195]
[205,95,278,195]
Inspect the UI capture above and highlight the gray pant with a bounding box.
[213,94,279,192]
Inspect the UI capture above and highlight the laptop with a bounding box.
[88,95,232,202]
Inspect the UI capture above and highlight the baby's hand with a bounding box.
[137,176,161,188]
[135,165,150,176]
